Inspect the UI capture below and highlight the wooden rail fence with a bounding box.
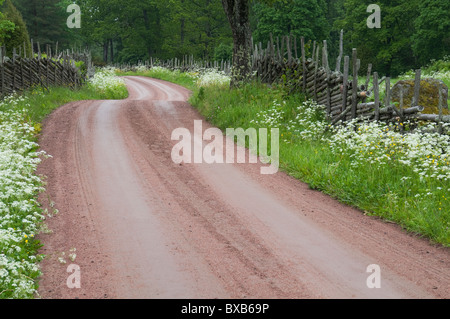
[0,42,93,99]
[118,55,232,75]
[251,31,449,131]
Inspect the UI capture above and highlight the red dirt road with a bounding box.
[36,76,449,299]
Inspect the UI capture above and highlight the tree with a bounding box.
[335,0,420,77]
[1,0,31,56]
[221,0,253,87]
[12,0,68,49]
[0,0,15,45]
[76,0,231,64]
[157,0,231,60]
[412,0,450,66]
[252,0,329,44]
[76,0,125,63]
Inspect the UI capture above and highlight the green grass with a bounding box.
[1,84,129,124]
[118,68,197,91]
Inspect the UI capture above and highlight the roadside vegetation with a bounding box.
[0,68,127,299]
[117,62,450,248]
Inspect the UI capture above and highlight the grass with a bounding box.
[1,84,129,124]
[122,67,450,247]
[118,67,198,91]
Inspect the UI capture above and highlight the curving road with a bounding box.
[36,76,449,299]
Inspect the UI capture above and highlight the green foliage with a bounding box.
[335,0,449,77]
[1,0,31,55]
[74,0,232,64]
[214,43,233,62]
[335,0,420,77]
[252,0,329,44]
[12,0,69,48]
[0,0,15,44]
[412,0,450,67]
[424,56,450,73]
[4,0,447,77]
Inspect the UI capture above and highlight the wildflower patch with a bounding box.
[0,101,47,299]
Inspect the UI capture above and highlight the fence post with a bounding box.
[336,29,343,73]
[312,40,316,60]
[20,55,25,90]
[46,45,50,88]
[12,48,16,92]
[37,42,41,83]
[412,69,421,107]
[438,83,444,134]
[313,43,320,100]
[364,64,372,90]
[342,56,350,113]
[351,48,359,119]
[323,40,331,114]
[399,84,404,132]
[294,36,298,60]
[0,47,4,96]
[385,77,391,107]
[287,35,292,66]
[301,37,306,92]
[374,72,380,121]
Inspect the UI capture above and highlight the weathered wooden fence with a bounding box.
[251,31,449,131]
[118,55,232,75]
[0,42,93,98]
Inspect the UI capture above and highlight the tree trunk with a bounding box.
[221,0,252,88]
[110,38,114,63]
[103,41,109,64]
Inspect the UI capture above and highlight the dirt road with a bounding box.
[36,76,449,299]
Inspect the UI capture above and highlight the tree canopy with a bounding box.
[0,0,447,78]
[1,0,31,56]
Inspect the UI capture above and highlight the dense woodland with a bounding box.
[0,0,449,77]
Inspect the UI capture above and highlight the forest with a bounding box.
[0,0,449,79]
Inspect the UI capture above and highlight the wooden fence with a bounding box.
[251,31,449,132]
[0,42,93,98]
[118,55,232,75]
